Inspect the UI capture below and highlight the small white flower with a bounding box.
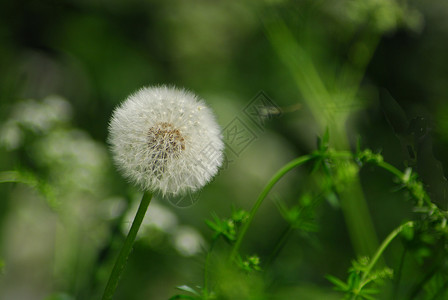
[108,85,224,196]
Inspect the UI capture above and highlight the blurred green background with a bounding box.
[1,0,448,299]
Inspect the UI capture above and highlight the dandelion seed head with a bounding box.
[108,85,224,197]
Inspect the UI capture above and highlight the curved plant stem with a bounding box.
[230,155,314,261]
[102,192,153,300]
[376,161,433,207]
[360,221,414,288]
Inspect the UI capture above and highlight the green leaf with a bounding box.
[361,288,380,295]
[326,275,349,291]
[175,285,200,296]
[231,208,249,224]
[0,170,58,208]
[237,254,262,273]
[351,257,369,273]
[205,213,237,243]
[205,219,219,232]
[359,292,376,300]
[317,127,330,151]
[347,271,361,289]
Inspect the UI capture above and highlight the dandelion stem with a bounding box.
[230,155,314,261]
[102,192,153,300]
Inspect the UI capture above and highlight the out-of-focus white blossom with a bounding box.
[33,129,109,194]
[0,96,72,150]
[173,225,205,257]
[12,96,72,133]
[0,121,23,150]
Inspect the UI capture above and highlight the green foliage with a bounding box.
[175,208,254,299]
[237,255,262,273]
[276,193,318,232]
[230,207,250,225]
[169,285,216,300]
[195,143,448,299]
[356,149,384,165]
[423,272,448,300]
[342,0,423,33]
[327,257,393,300]
[205,208,249,244]
[205,214,237,243]
[0,169,57,208]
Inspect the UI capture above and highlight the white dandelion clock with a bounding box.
[103,85,224,299]
[108,85,224,197]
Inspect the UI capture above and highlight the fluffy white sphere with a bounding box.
[108,86,224,196]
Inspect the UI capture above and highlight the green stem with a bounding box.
[376,161,404,180]
[408,260,441,299]
[102,192,153,300]
[229,155,314,261]
[203,238,217,297]
[265,225,293,268]
[391,247,407,300]
[376,161,433,207]
[360,221,413,288]
[429,278,448,300]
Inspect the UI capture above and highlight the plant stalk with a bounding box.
[102,192,153,300]
[230,155,314,261]
[360,221,414,287]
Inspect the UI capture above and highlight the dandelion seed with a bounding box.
[108,85,224,196]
